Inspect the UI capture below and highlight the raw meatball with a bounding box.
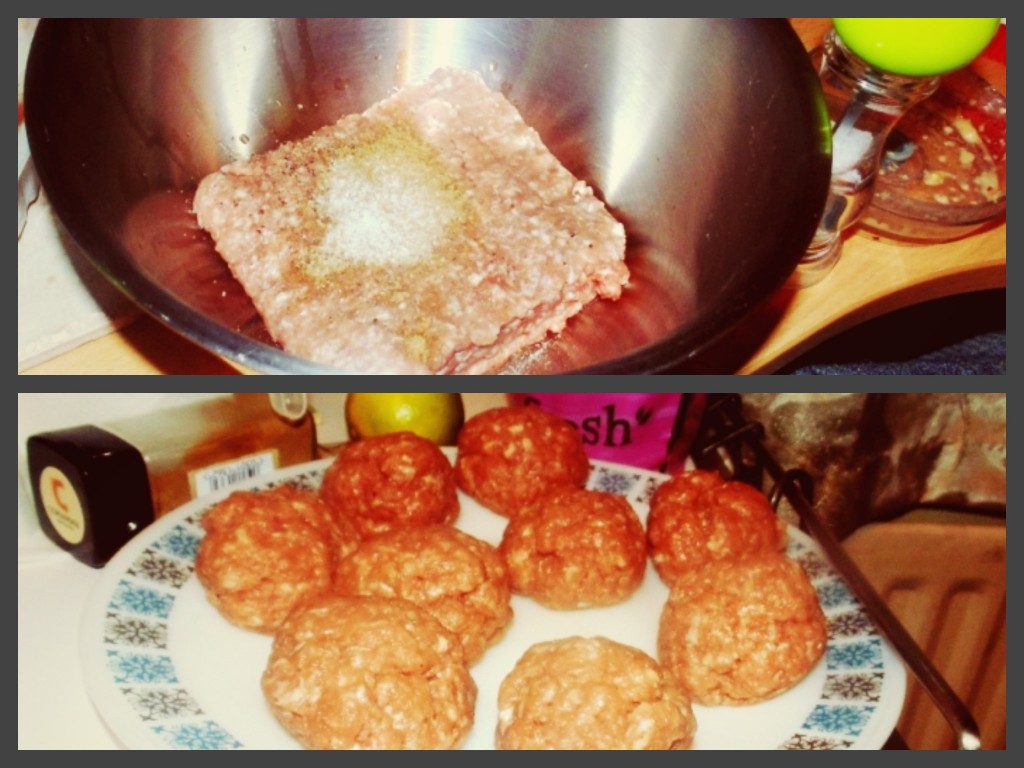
[646,469,787,586]
[455,405,590,518]
[319,431,459,537]
[499,487,647,609]
[262,595,477,750]
[195,486,359,634]
[496,636,697,750]
[334,525,513,663]
[657,552,828,705]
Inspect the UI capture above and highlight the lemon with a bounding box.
[345,393,465,445]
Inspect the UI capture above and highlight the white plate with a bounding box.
[80,455,906,750]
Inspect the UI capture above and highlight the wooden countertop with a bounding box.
[20,20,1005,376]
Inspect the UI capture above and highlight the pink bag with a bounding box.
[508,393,705,473]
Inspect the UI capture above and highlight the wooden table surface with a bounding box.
[20,19,1006,376]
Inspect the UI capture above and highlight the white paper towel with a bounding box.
[17,192,140,371]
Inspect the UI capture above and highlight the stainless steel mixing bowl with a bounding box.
[24,18,831,374]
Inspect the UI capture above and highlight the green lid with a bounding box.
[833,18,1000,77]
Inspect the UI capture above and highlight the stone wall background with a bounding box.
[740,394,1006,540]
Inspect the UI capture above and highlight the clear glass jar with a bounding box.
[796,29,942,287]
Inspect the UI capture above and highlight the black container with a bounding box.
[27,426,155,567]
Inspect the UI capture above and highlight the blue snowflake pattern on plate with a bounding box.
[827,638,885,671]
[815,578,858,610]
[108,579,175,619]
[588,465,641,497]
[106,649,178,685]
[151,524,202,561]
[802,703,877,737]
[99,512,245,747]
[153,721,243,750]
[780,534,886,747]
